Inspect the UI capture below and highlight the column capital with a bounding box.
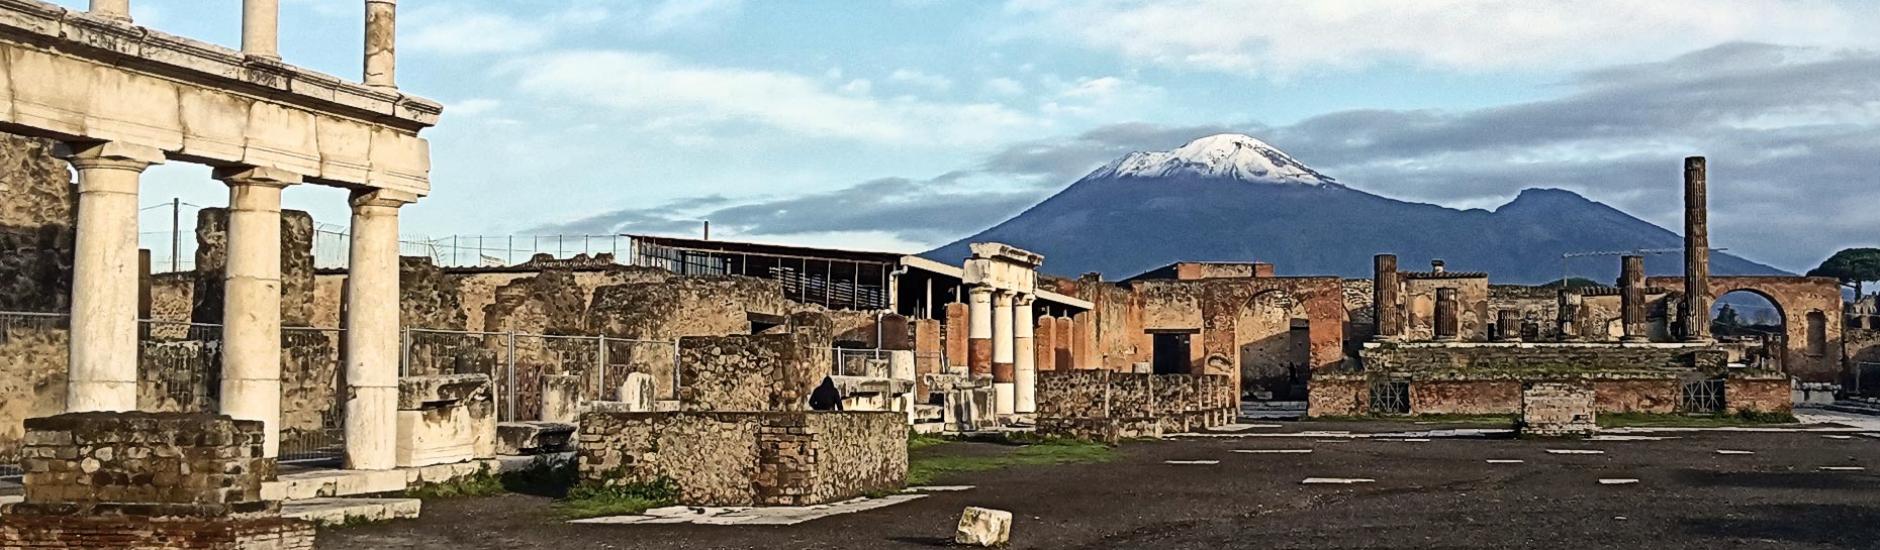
[349,188,418,209]
[967,286,994,300]
[1014,293,1035,307]
[58,141,164,171]
[214,165,303,188]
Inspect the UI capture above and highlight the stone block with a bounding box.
[397,374,491,410]
[496,422,577,455]
[540,374,582,423]
[618,372,657,412]
[954,506,1013,547]
[1521,382,1597,437]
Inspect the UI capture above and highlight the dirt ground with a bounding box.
[319,421,1880,549]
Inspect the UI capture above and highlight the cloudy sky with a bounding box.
[72,0,1880,272]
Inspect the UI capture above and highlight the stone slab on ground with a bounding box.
[567,495,927,526]
[282,498,422,525]
[954,506,1013,547]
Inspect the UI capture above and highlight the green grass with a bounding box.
[908,431,951,452]
[554,478,680,519]
[1597,410,1798,428]
[907,438,1116,486]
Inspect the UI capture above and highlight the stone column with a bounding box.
[1373,254,1402,340]
[1620,255,1648,342]
[364,0,397,88]
[1053,316,1073,371]
[1034,313,1055,373]
[1682,156,1712,342]
[61,142,162,412]
[216,166,300,458]
[1496,309,1522,342]
[992,291,1016,416]
[1013,294,1037,415]
[967,287,992,378]
[242,0,280,59]
[89,0,131,22]
[343,189,413,470]
[1434,288,1460,341]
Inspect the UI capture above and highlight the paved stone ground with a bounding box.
[319,420,1879,549]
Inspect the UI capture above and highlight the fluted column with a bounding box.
[1373,254,1402,341]
[1682,156,1712,342]
[1434,288,1460,341]
[90,0,131,22]
[992,291,1016,416]
[1013,295,1036,415]
[1621,255,1648,342]
[364,0,397,89]
[967,287,992,377]
[243,0,280,59]
[61,142,163,412]
[216,166,299,458]
[343,189,413,470]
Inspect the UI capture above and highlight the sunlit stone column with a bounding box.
[967,287,992,378]
[344,189,414,470]
[364,0,397,89]
[61,142,162,412]
[217,166,299,458]
[992,291,1016,416]
[90,0,131,22]
[1013,294,1037,415]
[242,0,280,59]
[1682,156,1713,342]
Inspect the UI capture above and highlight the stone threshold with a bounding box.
[282,497,421,525]
[264,456,568,501]
[567,495,928,526]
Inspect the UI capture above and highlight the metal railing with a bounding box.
[401,328,679,422]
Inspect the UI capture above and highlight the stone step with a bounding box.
[282,497,421,526]
[263,459,501,501]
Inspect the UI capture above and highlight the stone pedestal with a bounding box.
[0,412,314,549]
[395,374,496,468]
[1520,382,1596,436]
[540,374,582,423]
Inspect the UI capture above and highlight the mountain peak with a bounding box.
[1088,133,1338,185]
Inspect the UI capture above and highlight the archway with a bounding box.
[1712,289,1786,370]
[1237,290,1310,401]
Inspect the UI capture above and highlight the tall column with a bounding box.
[1373,254,1402,340]
[1013,295,1036,415]
[967,287,992,377]
[1620,255,1648,342]
[89,0,131,22]
[991,291,1016,416]
[1682,156,1712,342]
[1434,288,1460,341]
[61,142,162,412]
[364,0,397,89]
[242,0,280,59]
[343,189,413,470]
[216,167,299,458]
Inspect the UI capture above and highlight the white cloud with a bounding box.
[840,79,874,95]
[1006,0,1880,75]
[505,50,1038,144]
[406,8,550,55]
[1038,75,1164,117]
[983,77,1027,96]
[888,68,956,92]
[449,98,502,117]
[642,0,744,32]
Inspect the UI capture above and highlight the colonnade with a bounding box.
[965,287,1046,417]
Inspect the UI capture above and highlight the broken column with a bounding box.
[1621,254,1648,342]
[1495,309,1522,342]
[242,0,280,59]
[1034,313,1055,373]
[1373,254,1403,341]
[1014,295,1037,415]
[1683,156,1712,342]
[968,287,993,378]
[1434,288,1460,341]
[89,0,131,22]
[992,290,1016,416]
[364,0,397,89]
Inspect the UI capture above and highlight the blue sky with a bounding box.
[59,1,1880,272]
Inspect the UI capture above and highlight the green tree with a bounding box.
[1807,248,1880,297]
[1715,304,1741,329]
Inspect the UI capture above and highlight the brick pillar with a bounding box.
[1434,288,1459,341]
[943,302,968,372]
[1621,255,1649,342]
[1034,313,1055,373]
[1054,316,1073,371]
[1252,262,1275,278]
[968,286,993,377]
[1373,254,1402,341]
[1071,312,1094,369]
[1496,309,1522,342]
[1682,156,1712,342]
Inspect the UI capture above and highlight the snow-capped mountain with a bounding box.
[924,134,1785,283]
[1088,134,1339,185]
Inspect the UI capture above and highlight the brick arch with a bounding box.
[1648,276,1843,383]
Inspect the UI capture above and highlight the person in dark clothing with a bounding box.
[809,377,844,411]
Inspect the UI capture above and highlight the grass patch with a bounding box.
[907,438,1116,486]
[554,478,680,519]
[908,431,951,452]
[1597,410,1798,428]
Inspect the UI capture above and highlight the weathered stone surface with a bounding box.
[954,506,1013,547]
[577,411,906,507]
[1035,370,1233,442]
[8,412,276,518]
[0,134,73,314]
[1520,382,1597,436]
[677,332,832,412]
[189,207,316,326]
[395,375,495,468]
[495,421,575,455]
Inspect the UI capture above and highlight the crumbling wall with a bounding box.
[1487,285,1559,341]
[577,411,906,507]
[1649,275,1844,384]
[1034,370,1233,442]
[676,332,833,412]
[0,134,73,314]
[190,208,316,327]
[1342,279,1375,343]
[1403,274,1490,341]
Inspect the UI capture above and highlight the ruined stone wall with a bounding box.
[1649,275,1844,384]
[1591,379,1679,414]
[1410,380,1519,415]
[676,332,833,412]
[1846,328,1880,392]
[1360,343,1724,374]
[1487,285,1559,340]
[1305,374,1369,417]
[1724,375,1793,414]
[1034,370,1233,442]
[190,208,316,327]
[0,134,73,314]
[1404,275,1490,341]
[0,323,67,466]
[1342,279,1375,343]
[1086,282,1146,371]
[577,411,906,507]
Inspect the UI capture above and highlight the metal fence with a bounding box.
[401,328,679,422]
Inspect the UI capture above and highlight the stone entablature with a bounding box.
[577,411,907,507]
[0,0,437,193]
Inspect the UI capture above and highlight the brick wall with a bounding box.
[577,411,905,507]
[1725,375,1793,414]
[1592,379,1679,414]
[1411,380,1519,415]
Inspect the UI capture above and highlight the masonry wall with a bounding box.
[1360,343,1724,374]
[576,411,906,507]
[1035,370,1233,442]
[1403,274,1490,341]
[677,332,833,412]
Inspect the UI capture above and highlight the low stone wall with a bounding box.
[1725,375,1793,414]
[1521,382,1596,436]
[1035,370,1233,442]
[1591,379,1679,414]
[677,332,832,412]
[577,411,906,507]
[1360,342,1726,374]
[1305,374,1368,417]
[1308,369,1786,417]
[1411,380,1519,415]
[1,412,312,549]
